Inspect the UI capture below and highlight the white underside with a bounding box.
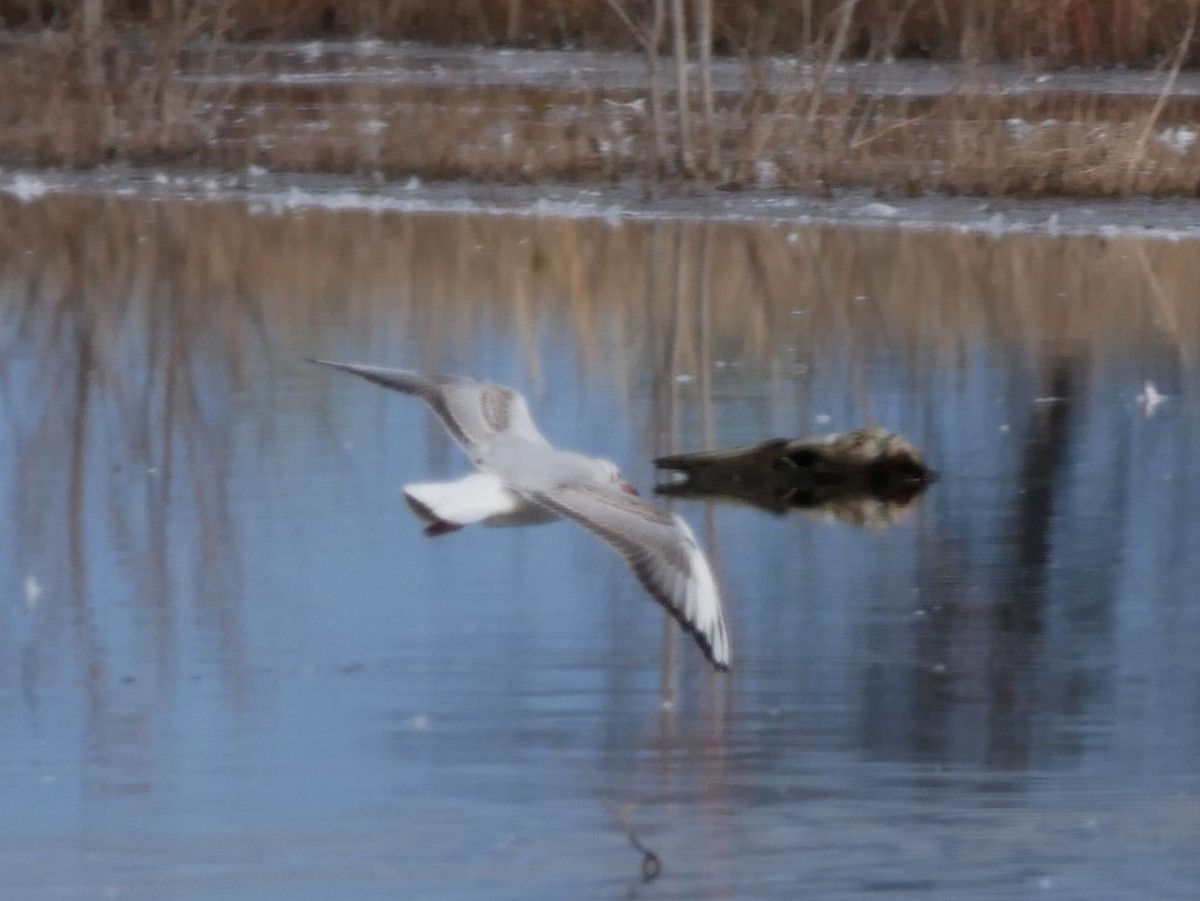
[403,472,557,528]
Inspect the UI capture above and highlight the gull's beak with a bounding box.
[620,481,640,496]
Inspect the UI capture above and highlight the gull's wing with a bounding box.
[524,481,731,671]
[310,360,550,461]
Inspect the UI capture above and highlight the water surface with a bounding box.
[0,194,1198,899]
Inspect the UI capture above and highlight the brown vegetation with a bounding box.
[4,39,1200,196]
[4,1,1200,67]
[2,2,1200,195]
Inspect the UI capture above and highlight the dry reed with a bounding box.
[5,1,1200,67]
[3,3,1200,195]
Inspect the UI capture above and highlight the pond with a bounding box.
[0,191,1197,899]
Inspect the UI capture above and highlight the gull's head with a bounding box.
[597,458,639,496]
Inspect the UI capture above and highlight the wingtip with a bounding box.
[678,516,732,673]
[649,594,730,672]
[706,635,733,672]
[688,624,732,673]
[700,626,732,671]
[307,358,384,378]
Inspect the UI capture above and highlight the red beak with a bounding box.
[620,481,640,496]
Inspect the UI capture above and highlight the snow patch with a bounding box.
[3,174,49,202]
[856,202,899,218]
[1157,126,1197,156]
[1006,118,1035,144]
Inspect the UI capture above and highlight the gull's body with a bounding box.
[312,359,731,671]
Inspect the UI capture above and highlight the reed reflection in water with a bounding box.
[0,193,1198,899]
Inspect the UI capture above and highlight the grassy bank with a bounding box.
[2,3,1200,197]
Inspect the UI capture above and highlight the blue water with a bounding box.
[0,198,1198,900]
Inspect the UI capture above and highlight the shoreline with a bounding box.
[4,39,1200,197]
[4,165,1199,242]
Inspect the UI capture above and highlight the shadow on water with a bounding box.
[1,192,1199,897]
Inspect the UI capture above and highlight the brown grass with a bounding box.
[5,1,1200,67]
[4,39,1200,197]
[3,3,1200,196]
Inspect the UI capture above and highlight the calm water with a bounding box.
[1,193,1198,900]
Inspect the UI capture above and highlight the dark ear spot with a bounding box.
[480,387,511,433]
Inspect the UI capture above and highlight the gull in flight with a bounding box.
[312,360,731,671]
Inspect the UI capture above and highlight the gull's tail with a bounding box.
[403,473,517,532]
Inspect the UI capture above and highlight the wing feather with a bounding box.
[527,481,731,671]
[310,360,549,459]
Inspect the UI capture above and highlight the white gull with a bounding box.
[312,359,731,671]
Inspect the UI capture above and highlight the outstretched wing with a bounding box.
[525,481,731,671]
[310,360,549,461]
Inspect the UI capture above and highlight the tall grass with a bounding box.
[3,2,1200,194]
[5,59,1200,196]
[4,1,1200,67]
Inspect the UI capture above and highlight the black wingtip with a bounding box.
[698,634,732,673]
[644,583,731,673]
[679,611,732,673]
